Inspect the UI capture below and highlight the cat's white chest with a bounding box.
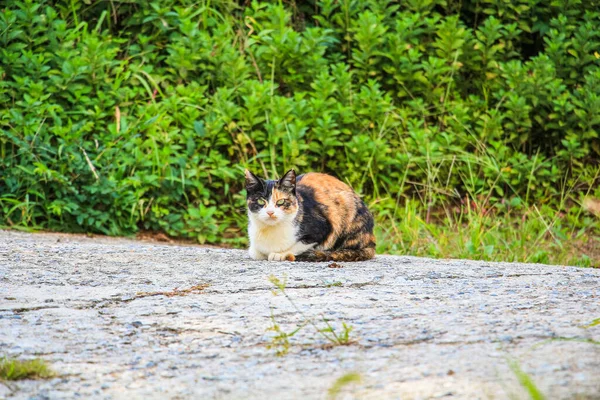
[249,220,297,255]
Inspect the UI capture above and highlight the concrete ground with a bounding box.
[0,230,599,399]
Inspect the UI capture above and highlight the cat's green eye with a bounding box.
[257,198,266,206]
[276,199,286,206]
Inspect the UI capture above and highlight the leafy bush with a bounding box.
[1,0,599,258]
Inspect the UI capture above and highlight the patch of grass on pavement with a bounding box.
[266,275,356,355]
[0,357,55,381]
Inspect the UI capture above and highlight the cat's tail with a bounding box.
[295,247,375,262]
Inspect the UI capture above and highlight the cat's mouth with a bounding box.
[262,215,280,224]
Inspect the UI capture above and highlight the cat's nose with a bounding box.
[266,211,275,217]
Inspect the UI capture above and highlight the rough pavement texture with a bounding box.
[1,230,599,400]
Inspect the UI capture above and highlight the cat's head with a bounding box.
[245,169,298,226]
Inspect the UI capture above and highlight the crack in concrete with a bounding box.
[208,281,380,294]
[7,282,377,313]
[67,284,211,310]
[405,272,554,280]
[1,305,60,313]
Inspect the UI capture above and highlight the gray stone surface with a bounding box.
[0,230,599,400]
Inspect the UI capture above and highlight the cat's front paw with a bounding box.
[268,252,296,262]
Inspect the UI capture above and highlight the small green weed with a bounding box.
[508,360,545,400]
[0,357,55,381]
[266,311,306,356]
[320,321,354,346]
[582,318,600,328]
[328,372,362,399]
[267,275,356,355]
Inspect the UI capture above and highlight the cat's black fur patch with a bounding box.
[295,184,332,245]
[353,197,375,239]
[246,173,275,212]
[278,169,297,194]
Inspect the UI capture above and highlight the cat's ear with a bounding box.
[278,169,296,193]
[245,169,264,193]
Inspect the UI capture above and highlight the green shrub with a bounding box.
[0,0,598,255]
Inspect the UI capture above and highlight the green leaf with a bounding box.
[193,121,206,137]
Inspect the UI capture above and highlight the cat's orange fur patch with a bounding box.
[271,188,297,214]
[297,173,374,257]
[301,173,355,247]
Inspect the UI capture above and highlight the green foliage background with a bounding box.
[1,0,599,259]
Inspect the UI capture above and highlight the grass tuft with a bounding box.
[0,357,55,381]
[327,372,362,399]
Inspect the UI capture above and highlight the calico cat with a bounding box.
[245,169,376,262]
